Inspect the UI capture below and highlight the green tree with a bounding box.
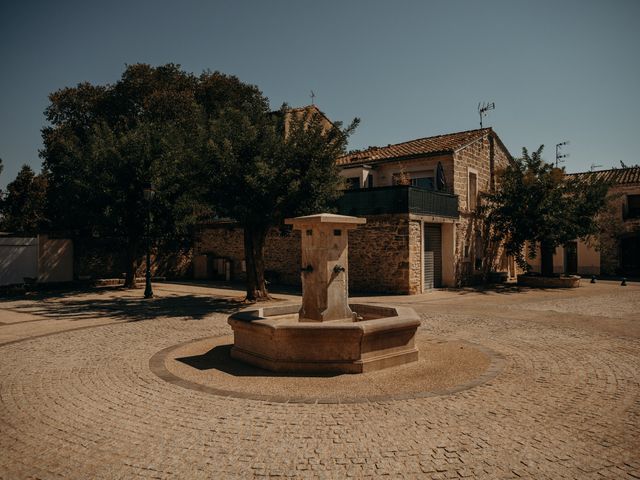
[482,146,610,276]
[0,164,48,234]
[205,106,358,300]
[42,64,207,287]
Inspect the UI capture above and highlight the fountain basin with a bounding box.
[228,303,420,374]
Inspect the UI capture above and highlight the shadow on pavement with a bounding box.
[9,295,245,322]
[451,284,528,295]
[176,344,340,378]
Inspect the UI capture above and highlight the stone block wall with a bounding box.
[408,220,422,294]
[453,133,511,213]
[452,133,513,284]
[195,223,301,284]
[348,215,416,294]
[598,183,640,275]
[195,216,418,294]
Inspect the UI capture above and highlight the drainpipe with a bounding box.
[489,135,495,191]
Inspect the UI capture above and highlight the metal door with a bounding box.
[424,224,442,288]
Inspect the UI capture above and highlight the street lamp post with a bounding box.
[143,183,155,299]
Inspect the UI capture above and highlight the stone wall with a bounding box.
[195,223,301,284]
[196,216,417,294]
[453,133,510,213]
[348,215,415,294]
[408,220,422,294]
[452,133,513,284]
[598,183,640,275]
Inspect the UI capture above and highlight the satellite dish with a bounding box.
[436,162,447,191]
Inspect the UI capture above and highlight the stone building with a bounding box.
[527,166,640,277]
[194,126,515,294]
[335,127,514,292]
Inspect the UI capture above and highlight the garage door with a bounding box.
[424,224,442,289]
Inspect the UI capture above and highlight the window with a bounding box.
[411,176,434,190]
[468,171,478,210]
[392,170,434,189]
[345,177,360,190]
[367,174,374,188]
[626,195,640,219]
[474,232,483,271]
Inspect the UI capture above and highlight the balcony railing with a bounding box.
[336,185,459,218]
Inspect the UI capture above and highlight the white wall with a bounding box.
[528,241,601,275]
[0,237,38,286]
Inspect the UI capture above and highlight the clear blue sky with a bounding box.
[1,0,639,188]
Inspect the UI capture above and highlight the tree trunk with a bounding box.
[244,226,270,301]
[540,241,555,277]
[124,239,139,288]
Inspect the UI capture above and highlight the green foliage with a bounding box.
[206,105,357,227]
[41,64,211,286]
[482,146,611,273]
[204,104,359,299]
[0,165,48,234]
[40,63,358,295]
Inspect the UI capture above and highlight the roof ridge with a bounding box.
[568,165,640,175]
[339,127,493,160]
[357,127,492,152]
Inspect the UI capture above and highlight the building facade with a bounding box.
[527,166,640,277]
[195,127,515,294]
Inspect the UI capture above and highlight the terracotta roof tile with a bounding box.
[337,128,493,166]
[568,166,640,185]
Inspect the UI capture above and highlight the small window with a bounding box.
[626,195,640,219]
[474,233,483,270]
[345,177,360,190]
[333,229,342,236]
[468,171,478,210]
[306,229,313,236]
[411,177,435,190]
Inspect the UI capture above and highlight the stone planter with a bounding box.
[517,274,581,288]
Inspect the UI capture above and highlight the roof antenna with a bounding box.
[555,141,569,168]
[590,163,602,171]
[310,90,316,106]
[478,102,495,128]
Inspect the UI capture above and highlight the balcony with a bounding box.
[336,185,459,218]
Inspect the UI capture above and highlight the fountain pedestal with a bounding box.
[287,214,365,322]
[228,213,420,374]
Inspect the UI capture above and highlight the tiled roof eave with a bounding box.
[338,149,454,168]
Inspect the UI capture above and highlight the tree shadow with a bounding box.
[176,344,340,378]
[451,284,530,295]
[8,294,245,322]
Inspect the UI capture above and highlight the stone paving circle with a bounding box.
[151,334,504,403]
[1,281,639,479]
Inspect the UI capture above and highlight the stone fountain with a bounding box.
[227,213,420,373]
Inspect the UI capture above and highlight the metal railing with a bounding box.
[336,185,459,218]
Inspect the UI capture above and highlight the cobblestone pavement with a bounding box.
[1,282,639,479]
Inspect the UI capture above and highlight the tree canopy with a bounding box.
[204,105,358,300]
[482,146,610,276]
[0,164,48,235]
[40,63,358,297]
[41,64,210,286]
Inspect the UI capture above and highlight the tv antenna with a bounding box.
[310,90,316,105]
[555,141,569,167]
[478,102,495,128]
[590,163,602,171]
